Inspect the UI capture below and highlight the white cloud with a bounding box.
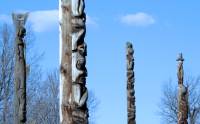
[29,10,98,32]
[0,10,97,32]
[121,12,155,26]
[29,10,58,32]
[0,10,58,32]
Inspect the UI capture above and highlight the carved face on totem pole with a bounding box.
[17,26,26,38]
[126,42,134,70]
[76,43,87,70]
[127,42,132,51]
[177,53,184,85]
[12,13,28,38]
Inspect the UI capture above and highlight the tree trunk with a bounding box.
[177,53,188,124]
[126,42,136,124]
[59,0,88,123]
[12,13,28,124]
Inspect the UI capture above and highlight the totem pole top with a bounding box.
[176,53,184,62]
[12,13,28,28]
[126,42,133,48]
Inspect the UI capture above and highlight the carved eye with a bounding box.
[77,43,87,56]
[78,46,84,55]
[76,57,85,70]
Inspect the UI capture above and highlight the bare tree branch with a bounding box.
[159,77,200,124]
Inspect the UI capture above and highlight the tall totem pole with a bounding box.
[177,53,188,124]
[59,0,88,124]
[126,42,136,124]
[12,13,28,124]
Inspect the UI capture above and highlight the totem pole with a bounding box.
[59,0,88,123]
[177,53,188,124]
[12,13,28,124]
[126,42,136,124]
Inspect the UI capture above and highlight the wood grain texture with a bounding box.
[60,0,73,123]
[60,0,88,123]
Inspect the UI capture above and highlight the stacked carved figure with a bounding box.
[71,0,88,123]
[126,42,136,124]
[177,53,188,124]
[60,0,88,124]
[12,13,28,124]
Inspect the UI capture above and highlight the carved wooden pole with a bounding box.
[59,0,73,123]
[126,42,136,124]
[59,0,88,123]
[12,13,28,124]
[177,53,188,124]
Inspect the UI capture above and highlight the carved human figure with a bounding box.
[178,84,188,124]
[177,53,188,124]
[12,13,28,124]
[71,0,88,123]
[60,0,88,123]
[126,42,136,124]
[177,53,184,85]
[72,44,88,107]
[126,43,134,70]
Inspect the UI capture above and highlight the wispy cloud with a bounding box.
[120,12,155,26]
[29,10,58,32]
[0,10,58,32]
[0,10,98,32]
[29,10,98,32]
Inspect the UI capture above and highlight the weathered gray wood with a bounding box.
[60,0,73,123]
[12,13,28,124]
[60,0,88,123]
[71,0,88,123]
[126,42,136,124]
[177,53,188,124]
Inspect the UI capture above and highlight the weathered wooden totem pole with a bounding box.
[126,42,136,124]
[177,53,188,124]
[59,0,88,123]
[12,13,28,124]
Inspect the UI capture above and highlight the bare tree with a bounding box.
[26,70,59,124]
[0,23,14,124]
[26,69,98,124]
[87,90,99,124]
[159,76,200,124]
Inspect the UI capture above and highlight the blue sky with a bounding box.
[1,0,200,124]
